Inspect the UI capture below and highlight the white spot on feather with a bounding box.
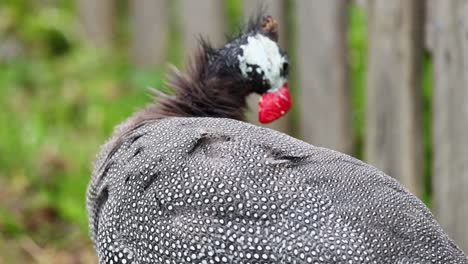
[238,34,286,91]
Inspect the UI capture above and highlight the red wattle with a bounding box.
[258,85,292,124]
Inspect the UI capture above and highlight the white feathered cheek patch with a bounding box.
[237,34,292,124]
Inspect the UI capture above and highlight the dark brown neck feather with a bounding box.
[157,54,250,120]
[117,49,251,137]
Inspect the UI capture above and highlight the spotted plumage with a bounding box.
[87,13,467,264]
[89,118,466,263]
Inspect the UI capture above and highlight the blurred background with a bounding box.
[0,0,467,263]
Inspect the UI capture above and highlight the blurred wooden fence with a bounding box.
[78,0,468,253]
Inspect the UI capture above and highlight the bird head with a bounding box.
[202,14,292,124]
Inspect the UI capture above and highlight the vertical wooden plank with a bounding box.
[432,0,468,253]
[242,0,290,134]
[365,0,424,196]
[78,0,114,46]
[179,0,225,57]
[296,0,352,154]
[425,0,435,51]
[130,0,168,67]
[354,0,369,10]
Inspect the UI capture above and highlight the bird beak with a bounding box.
[258,83,292,124]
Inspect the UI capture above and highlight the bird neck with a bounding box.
[120,52,251,135]
[155,71,250,121]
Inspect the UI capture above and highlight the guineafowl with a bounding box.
[87,14,468,264]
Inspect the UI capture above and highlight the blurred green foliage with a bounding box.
[0,0,164,244]
[348,4,367,160]
[422,51,433,206]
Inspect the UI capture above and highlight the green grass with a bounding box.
[421,52,433,207]
[0,2,165,244]
[0,50,164,234]
[348,4,367,160]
